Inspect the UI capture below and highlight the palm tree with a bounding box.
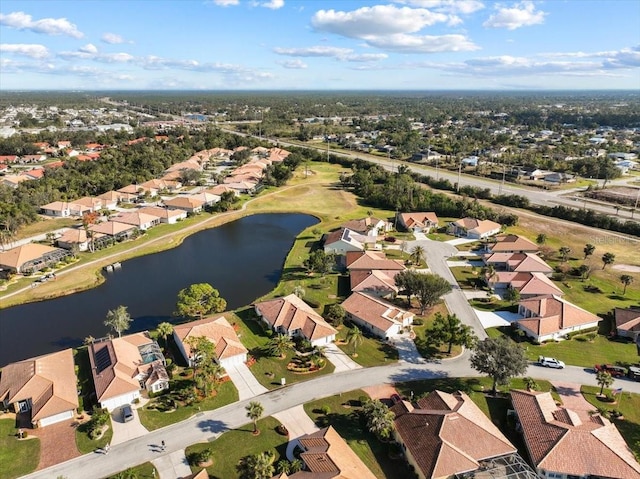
[346,325,364,355]
[410,245,425,266]
[156,322,174,349]
[481,265,497,287]
[583,243,595,259]
[362,399,395,440]
[602,252,616,270]
[524,377,539,391]
[596,370,614,396]
[237,451,275,479]
[620,275,634,295]
[246,401,264,434]
[267,334,294,358]
[559,246,571,262]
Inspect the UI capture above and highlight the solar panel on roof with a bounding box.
[94,346,112,373]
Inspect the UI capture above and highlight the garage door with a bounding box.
[39,409,74,427]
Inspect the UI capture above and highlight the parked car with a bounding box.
[121,404,134,422]
[538,356,565,369]
[594,364,627,377]
[627,366,640,381]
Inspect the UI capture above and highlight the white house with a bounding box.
[138,206,187,224]
[341,292,413,339]
[323,228,364,255]
[448,217,501,239]
[397,212,438,233]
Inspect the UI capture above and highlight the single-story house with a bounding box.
[117,184,145,197]
[515,294,601,342]
[89,332,169,411]
[73,196,103,212]
[89,221,137,239]
[223,181,259,194]
[274,426,377,479]
[56,228,105,252]
[614,306,640,340]
[391,390,517,479]
[40,201,91,218]
[113,211,161,231]
[138,206,187,224]
[397,212,439,233]
[164,196,204,214]
[341,292,413,339]
[2,175,32,188]
[346,250,405,272]
[139,178,182,193]
[461,156,479,167]
[511,389,640,479]
[0,349,79,428]
[486,234,539,254]
[350,269,400,299]
[188,191,221,207]
[323,228,364,255]
[341,217,390,237]
[448,217,502,239]
[205,185,240,197]
[0,244,69,275]
[483,252,553,275]
[488,272,564,298]
[173,316,248,369]
[97,191,127,209]
[254,294,337,346]
[165,159,203,174]
[544,172,576,184]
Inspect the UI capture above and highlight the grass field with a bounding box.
[411,302,465,359]
[334,325,399,367]
[138,380,238,431]
[487,326,637,368]
[303,390,412,479]
[0,418,40,479]
[185,417,288,479]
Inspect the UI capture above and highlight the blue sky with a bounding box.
[1,0,639,90]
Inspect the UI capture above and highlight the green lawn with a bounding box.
[487,327,637,368]
[231,309,335,390]
[469,298,518,312]
[0,418,40,479]
[412,303,464,359]
[303,390,412,479]
[581,386,640,458]
[138,380,238,431]
[186,417,288,479]
[107,462,157,479]
[75,414,114,454]
[335,325,399,367]
[450,266,485,290]
[555,273,640,317]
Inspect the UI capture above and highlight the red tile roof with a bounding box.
[173,316,247,361]
[345,250,405,270]
[511,389,640,478]
[517,295,600,336]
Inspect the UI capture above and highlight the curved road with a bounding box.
[24,353,640,479]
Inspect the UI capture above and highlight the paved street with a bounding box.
[22,354,640,479]
[406,236,488,339]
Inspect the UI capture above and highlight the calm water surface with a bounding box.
[0,213,317,366]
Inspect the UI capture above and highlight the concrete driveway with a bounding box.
[273,405,320,460]
[324,342,362,372]
[110,405,149,446]
[447,260,484,267]
[151,449,192,479]
[394,334,424,364]
[473,309,521,329]
[225,362,268,400]
[445,238,478,246]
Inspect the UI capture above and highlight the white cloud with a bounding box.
[101,32,126,44]
[343,53,388,62]
[0,11,83,38]
[258,0,284,9]
[396,1,484,15]
[79,43,98,54]
[273,46,353,58]
[98,52,135,63]
[312,5,448,38]
[483,1,546,30]
[0,43,49,59]
[277,59,307,69]
[366,33,479,53]
[211,0,240,6]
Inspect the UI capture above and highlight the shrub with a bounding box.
[320,405,331,415]
[188,448,213,466]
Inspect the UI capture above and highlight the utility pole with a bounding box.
[499,165,506,195]
[457,159,462,193]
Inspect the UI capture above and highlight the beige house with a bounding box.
[391,390,516,479]
[56,228,105,252]
[511,389,640,479]
[341,292,413,339]
[483,252,553,275]
[73,196,103,212]
[41,201,91,218]
[89,332,169,411]
[113,211,161,231]
[90,221,137,239]
[138,206,187,224]
[614,306,640,340]
[397,212,439,233]
[341,217,390,237]
[254,294,337,346]
[487,234,539,253]
[164,196,204,213]
[273,426,377,479]
[0,244,68,275]
[97,191,127,209]
[346,250,405,271]
[350,269,400,298]
[448,217,502,239]
[173,316,248,368]
[515,295,601,342]
[0,349,79,428]
[488,271,564,298]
